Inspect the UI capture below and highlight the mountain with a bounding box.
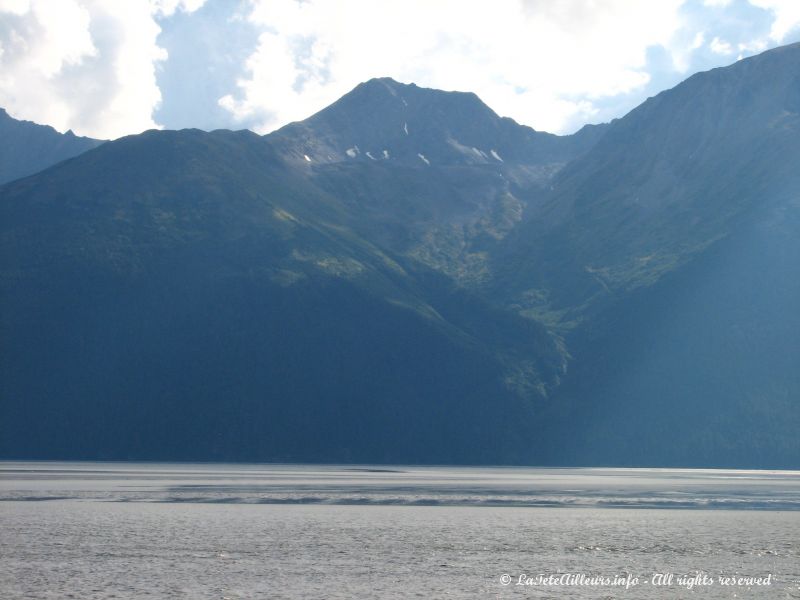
[496,42,800,312]
[494,42,800,467]
[1,45,799,467]
[0,80,608,463]
[0,108,103,185]
[270,77,605,169]
[0,126,563,463]
[269,78,606,286]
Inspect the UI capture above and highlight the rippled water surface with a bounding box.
[1,462,799,598]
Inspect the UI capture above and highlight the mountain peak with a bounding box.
[354,76,481,101]
[0,108,103,185]
[267,78,592,169]
[346,77,492,121]
[356,76,407,93]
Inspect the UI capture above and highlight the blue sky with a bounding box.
[1,0,798,139]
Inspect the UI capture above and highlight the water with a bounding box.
[1,463,799,598]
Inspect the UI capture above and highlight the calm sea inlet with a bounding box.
[1,462,799,598]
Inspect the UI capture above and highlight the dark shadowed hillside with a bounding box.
[0,127,563,463]
[495,42,800,467]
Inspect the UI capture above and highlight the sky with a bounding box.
[0,0,798,140]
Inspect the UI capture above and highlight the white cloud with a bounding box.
[2,0,796,139]
[152,0,205,16]
[691,31,706,50]
[738,38,769,53]
[748,0,800,41]
[0,0,30,15]
[219,0,686,135]
[710,36,734,54]
[0,0,204,139]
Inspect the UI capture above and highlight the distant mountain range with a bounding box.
[1,42,798,467]
[0,108,103,185]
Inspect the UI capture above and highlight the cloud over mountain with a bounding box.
[1,0,799,138]
[0,0,204,139]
